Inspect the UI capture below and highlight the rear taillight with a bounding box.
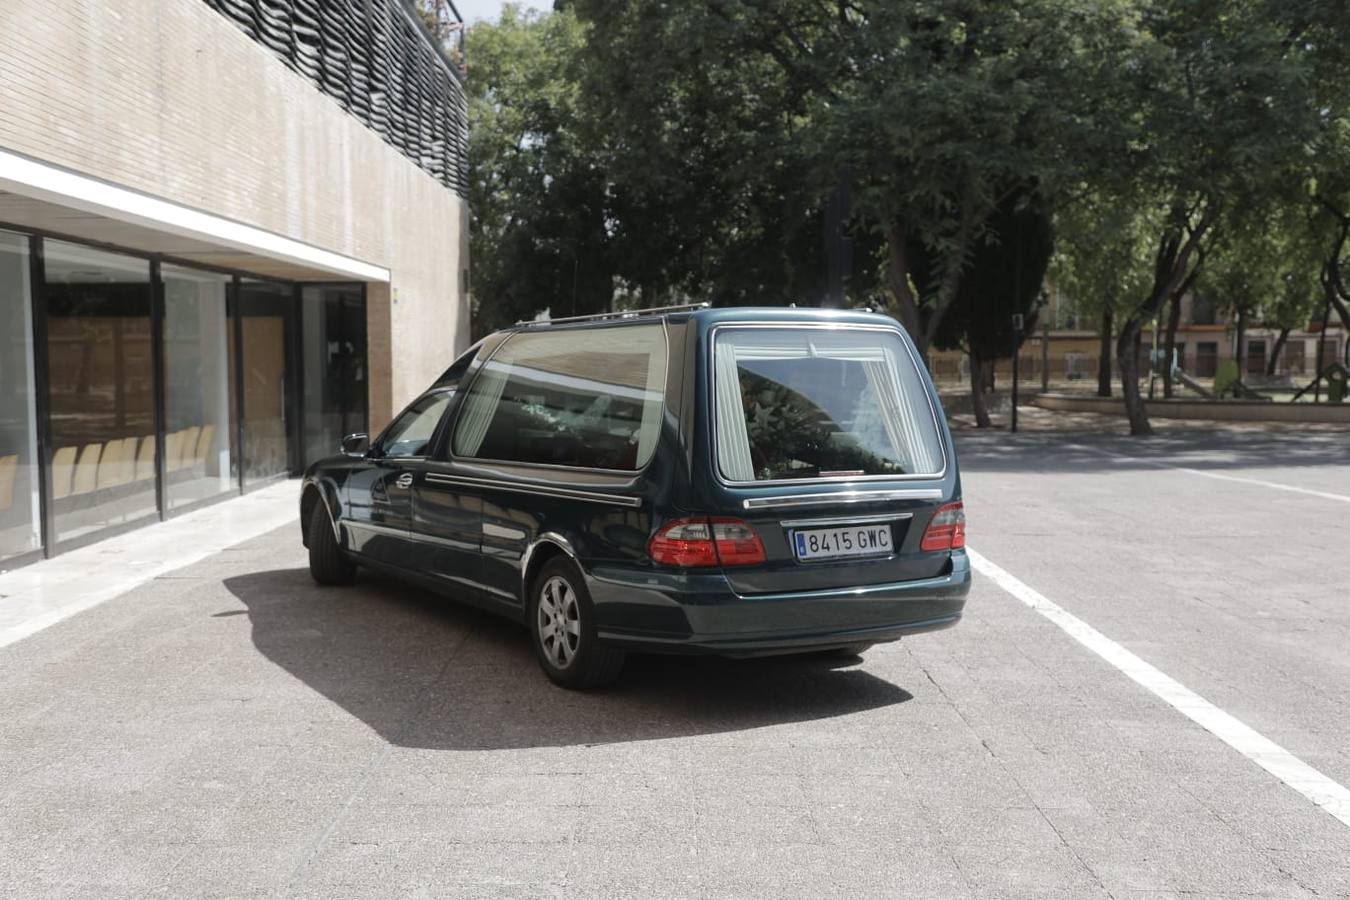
[920,501,966,552]
[648,517,766,568]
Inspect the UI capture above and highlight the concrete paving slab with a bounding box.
[2,428,1350,896]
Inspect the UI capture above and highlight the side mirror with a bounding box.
[340,433,370,457]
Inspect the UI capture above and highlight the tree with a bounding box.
[568,0,886,309]
[1314,196,1350,347]
[803,1,1137,355]
[927,188,1054,427]
[1197,202,1324,381]
[1109,0,1344,432]
[1300,0,1350,341]
[465,7,614,333]
[1311,132,1350,347]
[567,0,1138,353]
[1050,195,1157,398]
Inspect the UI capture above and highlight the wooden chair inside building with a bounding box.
[50,446,78,501]
[0,454,17,513]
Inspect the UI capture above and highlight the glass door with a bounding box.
[0,231,41,565]
[162,264,238,509]
[41,240,157,544]
[233,280,297,487]
[300,284,367,466]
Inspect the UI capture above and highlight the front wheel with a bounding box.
[529,558,625,690]
[307,500,356,586]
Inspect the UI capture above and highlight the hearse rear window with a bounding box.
[452,323,667,471]
[713,327,943,482]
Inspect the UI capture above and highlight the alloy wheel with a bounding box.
[537,575,581,669]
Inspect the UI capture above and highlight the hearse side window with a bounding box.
[451,324,667,471]
[380,393,452,459]
[713,327,943,482]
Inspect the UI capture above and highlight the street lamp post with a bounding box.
[1011,313,1024,433]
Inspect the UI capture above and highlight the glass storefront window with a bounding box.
[0,231,42,565]
[301,285,367,465]
[42,240,157,542]
[236,280,295,486]
[162,264,237,510]
[1,225,372,567]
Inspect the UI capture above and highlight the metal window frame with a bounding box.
[3,224,367,570]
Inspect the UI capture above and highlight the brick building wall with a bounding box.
[0,0,470,428]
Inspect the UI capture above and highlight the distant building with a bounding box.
[0,0,470,568]
[928,281,1348,386]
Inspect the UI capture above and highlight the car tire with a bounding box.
[529,557,625,690]
[307,499,356,586]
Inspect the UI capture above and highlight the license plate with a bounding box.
[792,524,893,561]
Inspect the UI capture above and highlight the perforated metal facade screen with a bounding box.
[204,0,468,198]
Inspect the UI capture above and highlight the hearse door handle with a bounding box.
[395,473,414,489]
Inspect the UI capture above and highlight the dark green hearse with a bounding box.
[300,305,970,689]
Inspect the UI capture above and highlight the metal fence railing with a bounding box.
[204,0,468,199]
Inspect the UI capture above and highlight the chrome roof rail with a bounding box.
[516,303,710,328]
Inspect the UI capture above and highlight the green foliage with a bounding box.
[1198,202,1324,331]
[927,188,1055,361]
[464,0,1350,394]
[466,6,610,332]
[1050,194,1158,326]
[568,0,1142,350]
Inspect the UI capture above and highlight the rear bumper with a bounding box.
[587,551,971,655]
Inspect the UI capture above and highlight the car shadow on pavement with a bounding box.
[223,567,911,750]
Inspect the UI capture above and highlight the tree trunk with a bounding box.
[1314,198,1350,334]
[1267,327,1291,376]
[921,220,977,354]
[1234,306,1248,374]
[969,355,992,429]
[1117,318,1151,435]
[1097,308,1113,397]
[1162,292,1182,398]
[1119,198,1217,435]
[1321,264,1350,337]
[884,221,922,347]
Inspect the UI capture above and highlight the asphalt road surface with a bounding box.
[2,428,1348,899]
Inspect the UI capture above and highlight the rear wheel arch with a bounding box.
[520,534,579,611]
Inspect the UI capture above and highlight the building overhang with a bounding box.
[0,149,390,283]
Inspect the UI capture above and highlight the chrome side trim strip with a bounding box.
[743,489,943,510]
[424,473,642,508]
[342,520,407,538]
[343,519,478,552]
[779,512,915,528]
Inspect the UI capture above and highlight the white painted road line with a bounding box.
[967,546,1350,830]
[1165,466,1350,504]
[1069,442,1350,504]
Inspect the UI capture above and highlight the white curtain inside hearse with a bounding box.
[712,328,944,482]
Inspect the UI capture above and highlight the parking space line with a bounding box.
[1163,467,1350,503]
[967,546,1350,830]
[1069,442,1350,504]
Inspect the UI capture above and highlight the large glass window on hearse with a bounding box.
[451,324,668,471]
[379,393,452,459]
[712,327,945,482]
